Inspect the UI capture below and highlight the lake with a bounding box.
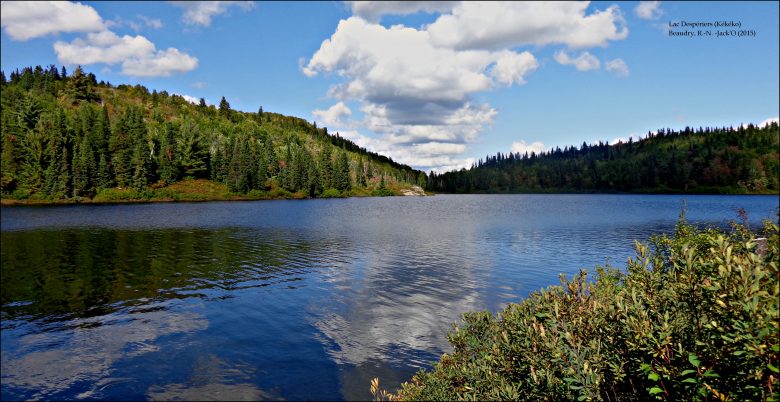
[1,194,778,400]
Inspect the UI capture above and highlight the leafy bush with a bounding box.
[374,216,779,401]
[320,188,342,198]
[371,188,396,197]
[92,187,143,201]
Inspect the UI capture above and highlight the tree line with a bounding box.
[429,123,779,194]
[1,65,425,200]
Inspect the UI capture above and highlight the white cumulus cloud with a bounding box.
[490,51,539,86]
[304,1,630,172]
[54,31,155,65]
[172,1,254,27]
[511,140,546,155]
[347,1,458,22]
[313,102,353,127]
[304,17,534,141]
[635,1,663,20]
[605,58,629,77]
[175,93,200,104]
[54,30,198,77]
[427,2,628,50]
[1,1,105,41]
[122,48,198,77]
[554,50,600,71]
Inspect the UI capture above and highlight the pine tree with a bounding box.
[334,150,351,191]
[176,118,207,178]
[219,96,230,118]
[72,136,95,197]
[67,66,95,103]
[43,109,71,197]
[131,140,152,191]
[96,153,112,188]
[157,122,179,183]
[318,145,333,189]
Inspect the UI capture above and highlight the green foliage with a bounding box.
[430,125,780,194]
[320,188,342,198]
[371,188,395,197]
[1,64,422,200]
[378,216,780,401]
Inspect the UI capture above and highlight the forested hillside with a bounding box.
[1,65,425,202]
[429,123,779,194]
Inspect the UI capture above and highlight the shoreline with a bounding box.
[3,190,777,207]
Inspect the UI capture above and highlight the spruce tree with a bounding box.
[336,150,351,191]
[318,145,332,189]
[157,122,179,184]
[219,96,230,118]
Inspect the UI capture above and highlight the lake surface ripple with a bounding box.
[1,194,777,400]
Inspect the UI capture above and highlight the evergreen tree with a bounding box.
[334,150,351,191]
[157,122,179,183]
[43,109,71,196]
[72,136,95,197]
[265,137,278,177]
[109,110,134,187]
[318,145,333,189]
[66,66,95,103]
[96,153,112,188]
[219,96,230,118]
[131,139,152,191]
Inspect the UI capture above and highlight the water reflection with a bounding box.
[1,301,208,400]
[147,355,275,401]
[1,195,777,400]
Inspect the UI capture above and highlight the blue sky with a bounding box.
[1,1,778,172]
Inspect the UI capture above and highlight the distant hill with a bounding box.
[1,65,426,202]
[429,123,779,194]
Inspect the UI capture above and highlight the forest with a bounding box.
[0,64,426,202]
[429,123,779,194]
[2,64,778,202]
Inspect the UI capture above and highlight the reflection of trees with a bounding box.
[146,355,275,401]
[0,228,319,320]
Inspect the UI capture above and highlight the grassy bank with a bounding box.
[373,214,779,401]
[1,179,425,205]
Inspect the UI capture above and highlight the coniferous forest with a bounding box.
[429,123,779,194]
[0,65,425,202]
[1,65,778,202]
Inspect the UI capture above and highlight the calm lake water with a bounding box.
[1,194,778,400]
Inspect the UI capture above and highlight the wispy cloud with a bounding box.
[554,50,600,71]
[605,58,629,77]
[635,1,663,20]
[171,1,254,27]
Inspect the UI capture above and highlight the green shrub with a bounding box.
[11,189,30,200]
[375,216,780,401]
[371,188,395,197]
[93,187,142,201]
[320,188,342,198]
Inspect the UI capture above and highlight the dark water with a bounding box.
[1,194,777,400]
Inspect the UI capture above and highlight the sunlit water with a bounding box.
[2,194,777,400]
